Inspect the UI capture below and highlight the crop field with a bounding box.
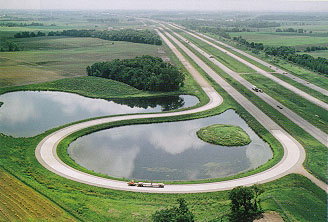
[0,37,166,87]
[0,168,74,221]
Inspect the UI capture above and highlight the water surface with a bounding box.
[68,110,273,181]
[0,91,198,137]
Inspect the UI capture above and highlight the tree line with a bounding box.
[234,36,328,75]
[14,31,46,38]
[0,22,44,27]
[304,46,328,52]
[233,36,264,50]
[86,56,184,92]
[50,29,162,45]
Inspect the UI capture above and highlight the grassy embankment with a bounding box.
[197,124,251,146]
[171,29,327,182]
[177,30,328,133]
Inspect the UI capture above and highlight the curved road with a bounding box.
[35,26,327,193]
[171,23,328,97]
[164,24,327,146]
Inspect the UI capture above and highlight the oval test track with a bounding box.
[35,26,325,193]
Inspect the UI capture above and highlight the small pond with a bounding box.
[68,110,273,181]
[0,91,198,137]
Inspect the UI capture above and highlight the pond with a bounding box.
[0,91,198,137]
[68,110,273,181]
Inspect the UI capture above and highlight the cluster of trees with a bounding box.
[264,46,296,57]
[304,46,328,52]
[233,36,264,50]
[199,26,231,39]
[0,22,44,27]
[286,54,328,74]
[152,198,194,222]
[276,28,308,33]
[229,185,263,222]
[59,29,162,45]
[0,41,21,52]
[14,31,46,38]
[86,56,185,92]
[151,186,263,222]
[264,46,328,74]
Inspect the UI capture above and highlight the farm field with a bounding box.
[0,37,165,87]
[0,168,75,221]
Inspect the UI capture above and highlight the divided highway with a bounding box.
[163,24,327,146]
[171,23,328,97]
[34,26,328,193]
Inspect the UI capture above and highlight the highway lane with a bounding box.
[171,23,328,97]
[163,25,327,146]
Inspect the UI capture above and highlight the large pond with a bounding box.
[0,91,198,137]
[68,110,273,181]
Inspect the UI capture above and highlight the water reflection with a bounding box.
[0,91,198,137]
[68,110,273,181]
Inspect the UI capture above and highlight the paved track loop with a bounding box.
[35,25,327,193]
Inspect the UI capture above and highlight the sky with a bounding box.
[1,0,328,12]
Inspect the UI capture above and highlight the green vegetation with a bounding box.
[87,56,185,91]
[197,124,251,146]
[0,168,75,221]
[152,198,194,222]
[14,31,46,38]
[229,185,263,222]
